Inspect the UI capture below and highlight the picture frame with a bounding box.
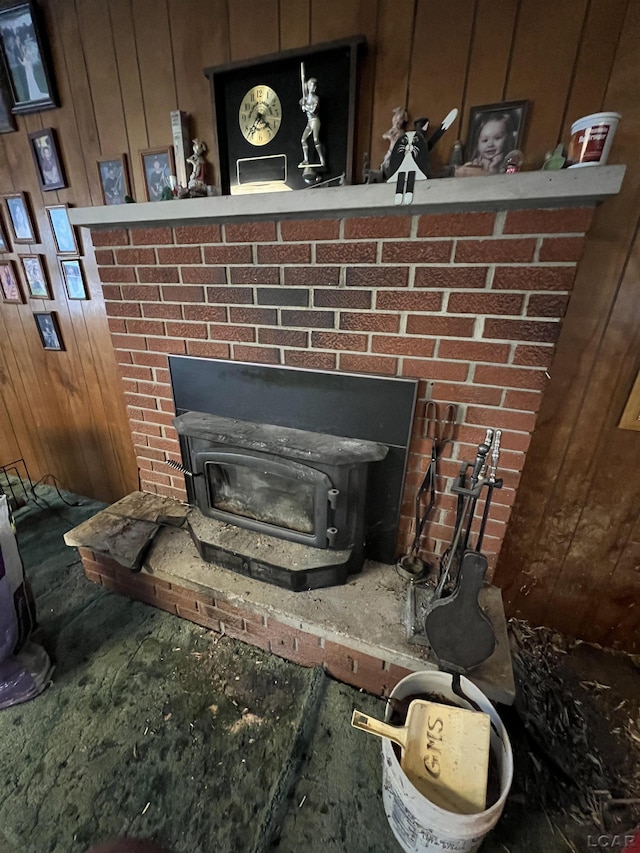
[59,257,87,300]
[45,203,78,254]
[0,2,58,115]
[0,217,9,252]
[28,127,66,191]
[0,259,22,302]
[97,154,131,205]
[0,62,16,132]
[33,311,63,350]
[140,147,175,202]
[4,192,36,242]
[20,253,50,298]
[464,100,529,174]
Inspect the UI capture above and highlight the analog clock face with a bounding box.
[238,85,282,146]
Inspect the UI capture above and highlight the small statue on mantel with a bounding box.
[184,138,208,197]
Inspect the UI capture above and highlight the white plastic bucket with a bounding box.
[568,111,620,167]
[381,671,513,853]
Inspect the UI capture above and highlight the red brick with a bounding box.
[121,284,161,301]
[126,319,165,336]
[186,341,230,359]
[115,247,155,265]
[130,226,173,245]
[438,340,510,362]
[142,303,182,320]
[258,328,308,347]
[527,293,569,318]
[207,286,253,304]
[229,266,279,284]
[407,316,476,337]
[136,379,172,398]
[161,284,204,302]
[503,389,544,411]
[91,228,129,247]
[311,331,367,351]
[382,241,451,263]
[344,216,411,239]
[316,242,377,264]
[138,267,180,283]
[111,333,147,351]
[538,237,584,262]
[447,292,524,315]
[95,249,114,265]
[280,218,339,241]
[371,336,436,357]
[99,266,137,283]
[145,410,178,428]
[474,364,547,391]
[155,368,170,384]
[182,303,227,323]
[208,324,255,342]
[314,289,371,309]
[281,309,334,328]
[106,301,141,318]
[503,207,593,234]
[284,350,336,370]
[455,238,536,263]
[102,284,122,300]
[225,221,276,242]
[203,245,252,264]
[229,307,276,325]
[157,246,202,265]
[284,266,340,286]
[491,266,575,291]
[375,291,442,311]
[165,321,208,339]
[417,212,495,237]
[108,319,126,334]
[118,364,152,381]
[338,353,398,375]
[181,266,226,284]
[430,382,503,405]
[257,244,310,264]
[483,318,560,343]
[340,312,399,333]
[149,337,186,355]
[346,267,408,288]
[175,224,222,243]
[402,358,469,381]
[414,266,488,289]
[233,345,280,364]
[512,344,555,367]
[146,435,181,453]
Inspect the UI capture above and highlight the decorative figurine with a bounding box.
[381,107,408,177]
[186,139,208,195]
[299,64,325,183]
[541,143,566,170]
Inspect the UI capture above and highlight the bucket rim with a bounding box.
[571,111,621,129]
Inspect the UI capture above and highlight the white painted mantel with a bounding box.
[69,165,626,230]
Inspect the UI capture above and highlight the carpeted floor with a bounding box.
[0,484,638,853]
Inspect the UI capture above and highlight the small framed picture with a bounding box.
[0,63,15,133]
[0,259,22,302]
[97,155,131,205]
[0,218,9,252]
[59,257,87,300]
[20,254,50,298]
[465,100,529,174]
[0,2,58,114]
[34,311,63,350]
[45,204,78,254]
[140,147,175,201]
[28,127,66,191]
[4,192,36,242]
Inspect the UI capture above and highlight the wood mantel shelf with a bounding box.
[69,165,626,230]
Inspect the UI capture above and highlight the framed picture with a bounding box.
[97,155,131,205]
[0,2,57,114]
[465,100,529,174]
[28,127,65,191]
[140,147,175,202]
[45,204,77,254]
[4,192,36,242]
[0,63,15,132]
[0,218,9,251]
[20,254,49,298]
[33,311,63,350]
[59,257,87,300]
[0,259,22,302]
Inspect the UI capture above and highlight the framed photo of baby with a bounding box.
[465,101,528,175]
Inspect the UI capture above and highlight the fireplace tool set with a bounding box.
[404,426,503,675]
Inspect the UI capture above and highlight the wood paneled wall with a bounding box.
[0,0,637,648]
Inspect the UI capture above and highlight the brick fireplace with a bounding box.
[81,171,623,573]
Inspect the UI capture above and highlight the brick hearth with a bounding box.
[92,204,593,570]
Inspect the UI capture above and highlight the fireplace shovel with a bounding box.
[351,700,491,814]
